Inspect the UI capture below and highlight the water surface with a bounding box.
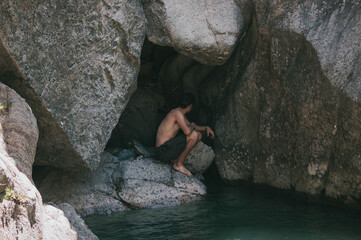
[85,183,361,240]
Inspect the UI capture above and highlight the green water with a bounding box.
[85,183,361,240]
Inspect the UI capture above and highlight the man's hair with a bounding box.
[178,92,195,109]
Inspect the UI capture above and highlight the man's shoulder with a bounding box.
[170,108,183,117]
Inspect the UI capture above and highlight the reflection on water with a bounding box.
[85,183,361,240]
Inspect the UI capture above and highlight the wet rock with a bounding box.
[0,0,146,170]
[142,0,252,65]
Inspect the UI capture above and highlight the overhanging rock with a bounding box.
[142,0,252,66]
[0,0,146,170]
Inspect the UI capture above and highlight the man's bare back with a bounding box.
[156,108,189,147]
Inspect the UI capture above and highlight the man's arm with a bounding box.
[175,111,194,136]
[190,122,215,139]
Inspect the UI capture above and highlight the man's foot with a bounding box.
[173,163,192,176]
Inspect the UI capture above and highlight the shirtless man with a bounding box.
[155,93,215,176]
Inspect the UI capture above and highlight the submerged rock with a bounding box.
[142,0,252,65]
[38,150,207,216]
[0,0,146,171]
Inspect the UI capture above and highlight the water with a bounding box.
[85,182,361,240]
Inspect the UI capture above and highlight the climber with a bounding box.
[155,93,215,176]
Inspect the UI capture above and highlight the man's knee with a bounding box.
[197,131,202,141]
[188,131,200,142]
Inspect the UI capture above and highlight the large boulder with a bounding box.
[0,83,38,179]
[0,0,146,170]
[38,150,207,215]
[116,157,206,208]
[205,0,361,206]
[185,141,215,174]
[142,0,252,66]
[0,84,80,239]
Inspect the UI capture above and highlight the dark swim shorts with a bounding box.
[155,133,187,163]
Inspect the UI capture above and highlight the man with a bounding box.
[155,93,215,176]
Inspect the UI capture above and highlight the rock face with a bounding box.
[185,141,215,174]
[0,83,38,179]
[142,0,252,66]
[42,204,78,240]
[57,203,99,240]
[38,150,207,215]
[0,84,79,239]
[204,0,361,206]
[0,0,146,170]
[38,151,129,216]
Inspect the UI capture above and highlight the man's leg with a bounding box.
[173,130,202,176]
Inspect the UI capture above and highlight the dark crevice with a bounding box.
[106,38,219,149]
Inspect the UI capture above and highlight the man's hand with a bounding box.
[206,126,215,139]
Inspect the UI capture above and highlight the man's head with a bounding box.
[178,92,195,112]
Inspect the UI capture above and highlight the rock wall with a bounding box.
[0,83,89,239]
[208,0,361,206]
[0,81,38,179]
[0,4,360,240]
[0,0,146,170]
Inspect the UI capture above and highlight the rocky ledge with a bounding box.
[37,143,214,216]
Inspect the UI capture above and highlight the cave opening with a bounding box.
[106,38,222,183]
